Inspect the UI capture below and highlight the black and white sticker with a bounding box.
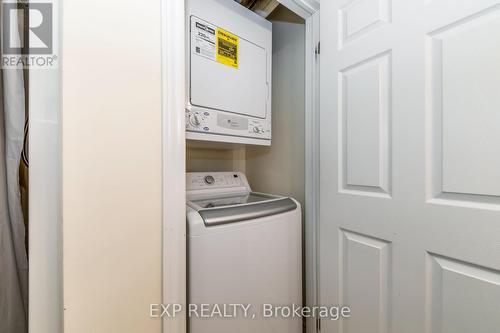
[191,17,216,61]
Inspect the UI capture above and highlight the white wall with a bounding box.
[246,6,306,206]
[61,0,163,332]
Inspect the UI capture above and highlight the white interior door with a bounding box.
[319,1,500,333]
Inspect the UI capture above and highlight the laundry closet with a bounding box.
[184,1,315,332]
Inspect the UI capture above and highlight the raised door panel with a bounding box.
[339,0,391,47]
[340,52,392,197]
[339,230,392,333]
[427,254,500,333]
[427,4,500,207]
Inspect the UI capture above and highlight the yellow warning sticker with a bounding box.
[216,28,238,69]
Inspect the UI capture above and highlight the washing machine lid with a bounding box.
[190,192,273,209]
[190,193,297,226]
[186,172,297,226]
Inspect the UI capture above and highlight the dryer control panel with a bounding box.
[185,108,271,140]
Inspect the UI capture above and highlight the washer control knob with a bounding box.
[189,114,201,127]
[204,175,215,185]
[253,127,260,134]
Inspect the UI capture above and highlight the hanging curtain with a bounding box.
[0,1,29,332]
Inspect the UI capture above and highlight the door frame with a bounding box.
[29,0,63,331]
[161,1,320,333]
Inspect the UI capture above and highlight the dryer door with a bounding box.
[189,16,270,119]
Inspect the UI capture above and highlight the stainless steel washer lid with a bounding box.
[196,196,297,226]
[190,192,274,209]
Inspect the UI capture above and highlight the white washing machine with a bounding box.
[186,172,302,333]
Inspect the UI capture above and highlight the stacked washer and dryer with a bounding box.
[185,1,302,332]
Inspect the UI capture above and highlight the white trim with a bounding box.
[304,10,320,333]
[186,132,271,146]
[29,0,63,331]
[29,60,63,333]
[278,0,319,18]
[162,0,187,333]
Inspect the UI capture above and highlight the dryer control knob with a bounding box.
[189,114,201,127]
[253,127,260,134]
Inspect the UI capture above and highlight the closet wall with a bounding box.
[246,6,306,205]
[186,143,246,173]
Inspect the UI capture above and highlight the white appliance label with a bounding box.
[191,17,216,61]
